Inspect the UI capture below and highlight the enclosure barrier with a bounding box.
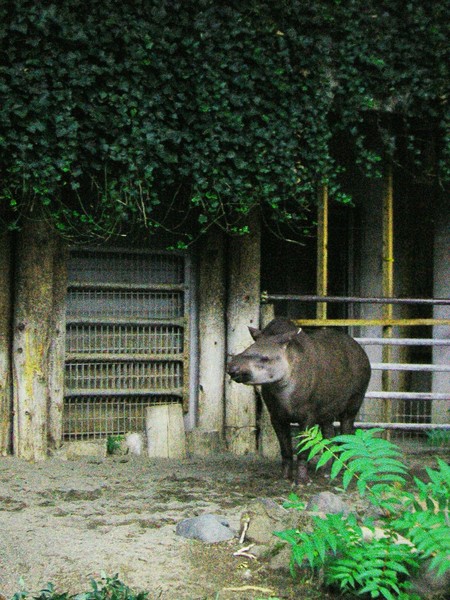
[63,247,191,440]
[261,293,450,435]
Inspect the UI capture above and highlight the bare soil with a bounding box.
[0,450,444,600]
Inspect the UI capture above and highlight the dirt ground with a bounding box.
[0,449,446,600]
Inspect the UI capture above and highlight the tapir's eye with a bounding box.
[260,356,270,363]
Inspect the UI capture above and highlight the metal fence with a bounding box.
[64,247,190,440]
[262,294,450,439]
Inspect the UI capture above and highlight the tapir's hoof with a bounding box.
[282,462,293,480]
[295,462,310,484]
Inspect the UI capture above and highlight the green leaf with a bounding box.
[316,449,335,469]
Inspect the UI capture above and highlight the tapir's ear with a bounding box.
[273,330,299,345]
[248,326,262,340]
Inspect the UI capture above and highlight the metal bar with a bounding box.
[291,421,450,431]
[262,294,450,305]
[64,389,184,397]
[355,338,450,346]
[70,246,185,257]
[66,353,185,363]
[382,165,395,430]
[353,422,450,431]
[69,282,186,292]
[293,318,450,326]
[365,391,450,400]
[316,185,328,320]
[66,317,186,326]
[182,254,192,413]
[371,363,450,372]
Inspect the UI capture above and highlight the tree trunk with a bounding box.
[12,220,63,460]
[0,232,12,455]
[225,217,261,454]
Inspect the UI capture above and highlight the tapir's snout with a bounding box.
[227,360,252,384]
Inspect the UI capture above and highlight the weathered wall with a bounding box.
[12,221,67,460]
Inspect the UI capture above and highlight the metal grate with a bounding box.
[63,248,190,441]
[68,250,184,285]
[65,361,183,393]
[67,289,184,320]
[66,324,183,355]
[64,396,180,440]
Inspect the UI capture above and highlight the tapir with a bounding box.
[227,318,371,481]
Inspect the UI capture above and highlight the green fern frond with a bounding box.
[283,427,450,597]
[298,428,409,501]
[326,538,420,599]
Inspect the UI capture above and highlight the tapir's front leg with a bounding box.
[295,425,311,484]
[270,418,294,480]
[263,394,294,479]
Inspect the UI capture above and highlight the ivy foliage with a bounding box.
[0,0,448,242]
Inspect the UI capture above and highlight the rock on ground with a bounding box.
[176,514,235,543]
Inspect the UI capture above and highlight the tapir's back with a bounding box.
[292,328,371,402]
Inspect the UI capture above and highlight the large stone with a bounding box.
[186,430,224,456]
[410,560,450,599]
[53,440,107,460]
[176,514,235,543]
[240,498,298,544]
[305,491,351,516]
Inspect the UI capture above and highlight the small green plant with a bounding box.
[106,435,124,455]
[275,427,450,599]
[12,574,149,600]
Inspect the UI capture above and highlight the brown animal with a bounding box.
[227,318,371,481]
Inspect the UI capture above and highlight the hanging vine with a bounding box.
[0,0,448,244]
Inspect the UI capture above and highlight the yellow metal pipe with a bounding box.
[316,185,328,319]
[293,318,450,327]
[382,165,395,302]
[382,165,394,428]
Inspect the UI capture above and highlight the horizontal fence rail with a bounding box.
[354,422,450,431]
[262,293,450,327]
[355,338,450,346]
[262,293,450,305]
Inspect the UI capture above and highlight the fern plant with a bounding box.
[12,574,149,600]
[275,427,450,599]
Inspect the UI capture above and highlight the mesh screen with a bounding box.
[63,396,181,440]
[64,248,189,440]
[65,361,183,392]
[68,251,184,285]
[67,289,184,320]
[66,324,183,355]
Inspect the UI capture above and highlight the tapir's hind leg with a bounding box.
[321,422,336,439]
[340,394,364,434]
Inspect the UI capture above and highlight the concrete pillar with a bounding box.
[258,303,280,458]
[432,195,450,423]
[225,218,261,454]
[357,179,384,422]
[194,228,226,453]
